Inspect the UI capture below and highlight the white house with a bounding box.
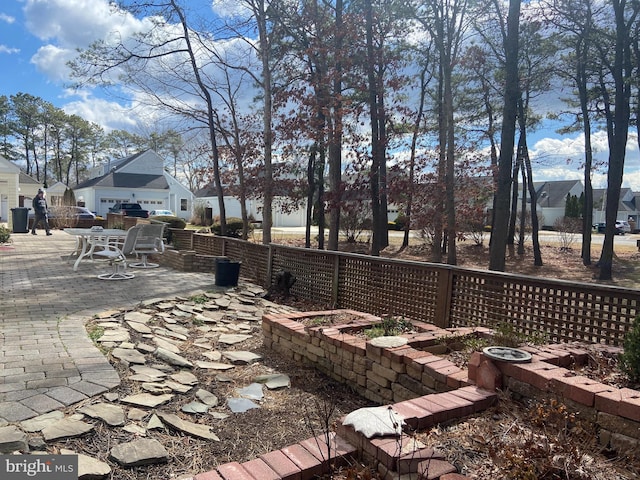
[521,180,639,228]
[532,180,585,227]
[0,157,50,229]
[0,155,20,227]
[73,150,194,220]
[194,187,308,227]
[194,162,308,227]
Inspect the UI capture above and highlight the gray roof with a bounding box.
[75,172,168,190]
[533,180,582,208]
[592,188,635,213]
[73,150,168,190]
[19,172,40,185]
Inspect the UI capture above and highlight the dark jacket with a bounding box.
[32,195,48,215]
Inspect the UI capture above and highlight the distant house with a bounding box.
[592,187,638,224]
[524,180,638,227]
[0,156,52,228]
[531,180,584,227]
[194,163,308,227]
[0,155,21,226]
[73,150,193,220]
[195,184,307,228]
[19,172,43,203]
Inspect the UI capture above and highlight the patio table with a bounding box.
[65,227,126,271]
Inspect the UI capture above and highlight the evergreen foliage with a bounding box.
[564,193,582,218]
[620,314,640,383]
[0,225,11,244]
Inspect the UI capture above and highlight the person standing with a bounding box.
[31,188,52,236]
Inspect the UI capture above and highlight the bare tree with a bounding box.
[595,0,638,280]
[540,0,601,266]
[70,0,229,234]
[415,0,471,265]
[489,0,521,271]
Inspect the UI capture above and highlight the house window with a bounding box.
[180,198,188,211]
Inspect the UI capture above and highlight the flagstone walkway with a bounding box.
[0,229,219,422]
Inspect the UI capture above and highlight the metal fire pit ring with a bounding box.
[482,346,533,363]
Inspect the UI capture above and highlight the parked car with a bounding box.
[108,202,149,218]
[593,221,628,234]
[616,220,631,233]
[29,206,96,220]
[149,209,175,217]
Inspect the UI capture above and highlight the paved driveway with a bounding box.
[0,229,217,422]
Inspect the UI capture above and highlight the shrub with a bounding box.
[152,216,186,244]
[211,217,246,238]
[387,214,407,231]
[364,316,413,339]
[0,225,11,244]
[620,314,640,383]
[154,216,186,230]
[191,200,210,226]
[340,202,371,242]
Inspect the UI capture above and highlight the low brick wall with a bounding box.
[264,310,640,462]
[155,246,227,273]
[262,309,490,404]
[468,345,640,454]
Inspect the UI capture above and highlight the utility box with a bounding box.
[215,258,241,287]
[10,207,29,233]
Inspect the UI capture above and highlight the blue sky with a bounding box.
[2,0,639,190]
[1,3,56,105]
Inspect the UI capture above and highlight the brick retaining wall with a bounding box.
[468,345,640,454]
[262,310,493,404]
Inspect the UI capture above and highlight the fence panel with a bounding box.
[449,269,640,345]
[184,236,640,346]
[337,254,442,322]
[270,245,336,307]
[224,239,270,286]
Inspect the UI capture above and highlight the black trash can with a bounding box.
[10,207,30,233]
[215,258,241,287]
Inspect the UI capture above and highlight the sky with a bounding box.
[1,0,640,191]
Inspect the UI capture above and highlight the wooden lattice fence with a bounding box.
[170,230,640,346]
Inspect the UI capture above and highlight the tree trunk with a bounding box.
[365,0,387,256]
[253,0,273,245]
[489,0,521,271]
[402,67,429,250]
[172,1,226,235]
[306,148,316,249]
[518,165,526,255]
[327,0,344,252]
[598,0,634,280]
[444,61,457,265]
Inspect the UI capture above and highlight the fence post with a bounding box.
[266,244,274,287]
[434,268,453,328]
[332,254,340,308]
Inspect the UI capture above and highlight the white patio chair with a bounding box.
[93,226,141,280]
[130,223,166,268]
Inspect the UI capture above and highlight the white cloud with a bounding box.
[24,0,146,85]
[0,45,20,54]
[24,0,140,46]
[30,44,75,82]
[63,96,138,131]
[0,13,15,23]
[530,130,640,190]
[211,0,253,19]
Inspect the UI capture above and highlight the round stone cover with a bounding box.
[482,346,532,363]
[370,336,408,348]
